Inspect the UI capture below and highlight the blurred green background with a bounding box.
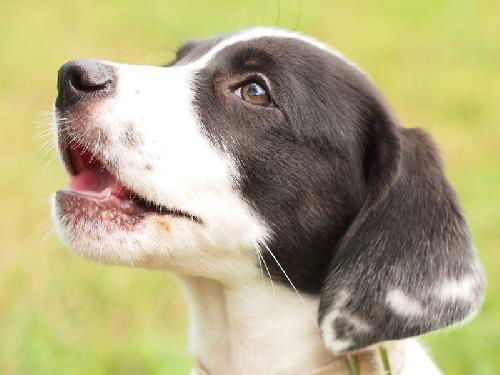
[1,0,499,374]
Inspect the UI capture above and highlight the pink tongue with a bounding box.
[68,164,130,199]
[67,142,132,199]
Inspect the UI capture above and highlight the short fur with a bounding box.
[52,28,484,374]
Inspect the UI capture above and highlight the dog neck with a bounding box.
[178,275,336,375]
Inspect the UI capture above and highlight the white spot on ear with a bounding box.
[386,289,425,316]
[319,290,371,353]
[436,275,477,301]
[346,314,371,332]
[320,291,348,352]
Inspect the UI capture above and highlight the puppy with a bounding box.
[52,28,484,375]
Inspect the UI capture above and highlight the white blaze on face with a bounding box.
[103,61,268,269]
[102,63,236,224]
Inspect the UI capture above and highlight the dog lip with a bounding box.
[57,189,146,216]
[55,190,147,231]
[56,189,203,223]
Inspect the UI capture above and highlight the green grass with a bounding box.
[1,0,499,374]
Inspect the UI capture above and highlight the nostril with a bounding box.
[56,60,116,109]
[69,70,111,92]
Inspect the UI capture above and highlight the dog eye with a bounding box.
[235,82,272,107]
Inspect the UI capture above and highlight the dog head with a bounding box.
[52,28,484,353]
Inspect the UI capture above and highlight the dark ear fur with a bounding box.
[318,112,484,353]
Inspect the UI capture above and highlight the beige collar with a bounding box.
[194,345,397,375]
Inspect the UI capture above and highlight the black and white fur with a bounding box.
[52,28,484,375]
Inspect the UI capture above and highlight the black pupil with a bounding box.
[247,83,265,97]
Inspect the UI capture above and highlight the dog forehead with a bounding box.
[177,27,355,70]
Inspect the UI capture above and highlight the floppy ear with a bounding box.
[318,113,484,353]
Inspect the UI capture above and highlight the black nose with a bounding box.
[56,60,115,109]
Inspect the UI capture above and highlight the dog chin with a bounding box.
[50,192,206,269]
[50,193,264,281]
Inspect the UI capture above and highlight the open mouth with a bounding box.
[56,140,200,224]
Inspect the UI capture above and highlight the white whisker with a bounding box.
[261,242,319,330]
[257,246,276,298]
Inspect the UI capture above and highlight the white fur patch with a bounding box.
[386,289,425,316]
[398,340,442,375]
[435,275,477,301]
[180,276,335,375]
[319,290,371,353]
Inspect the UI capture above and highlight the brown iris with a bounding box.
[237,82,272,107]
